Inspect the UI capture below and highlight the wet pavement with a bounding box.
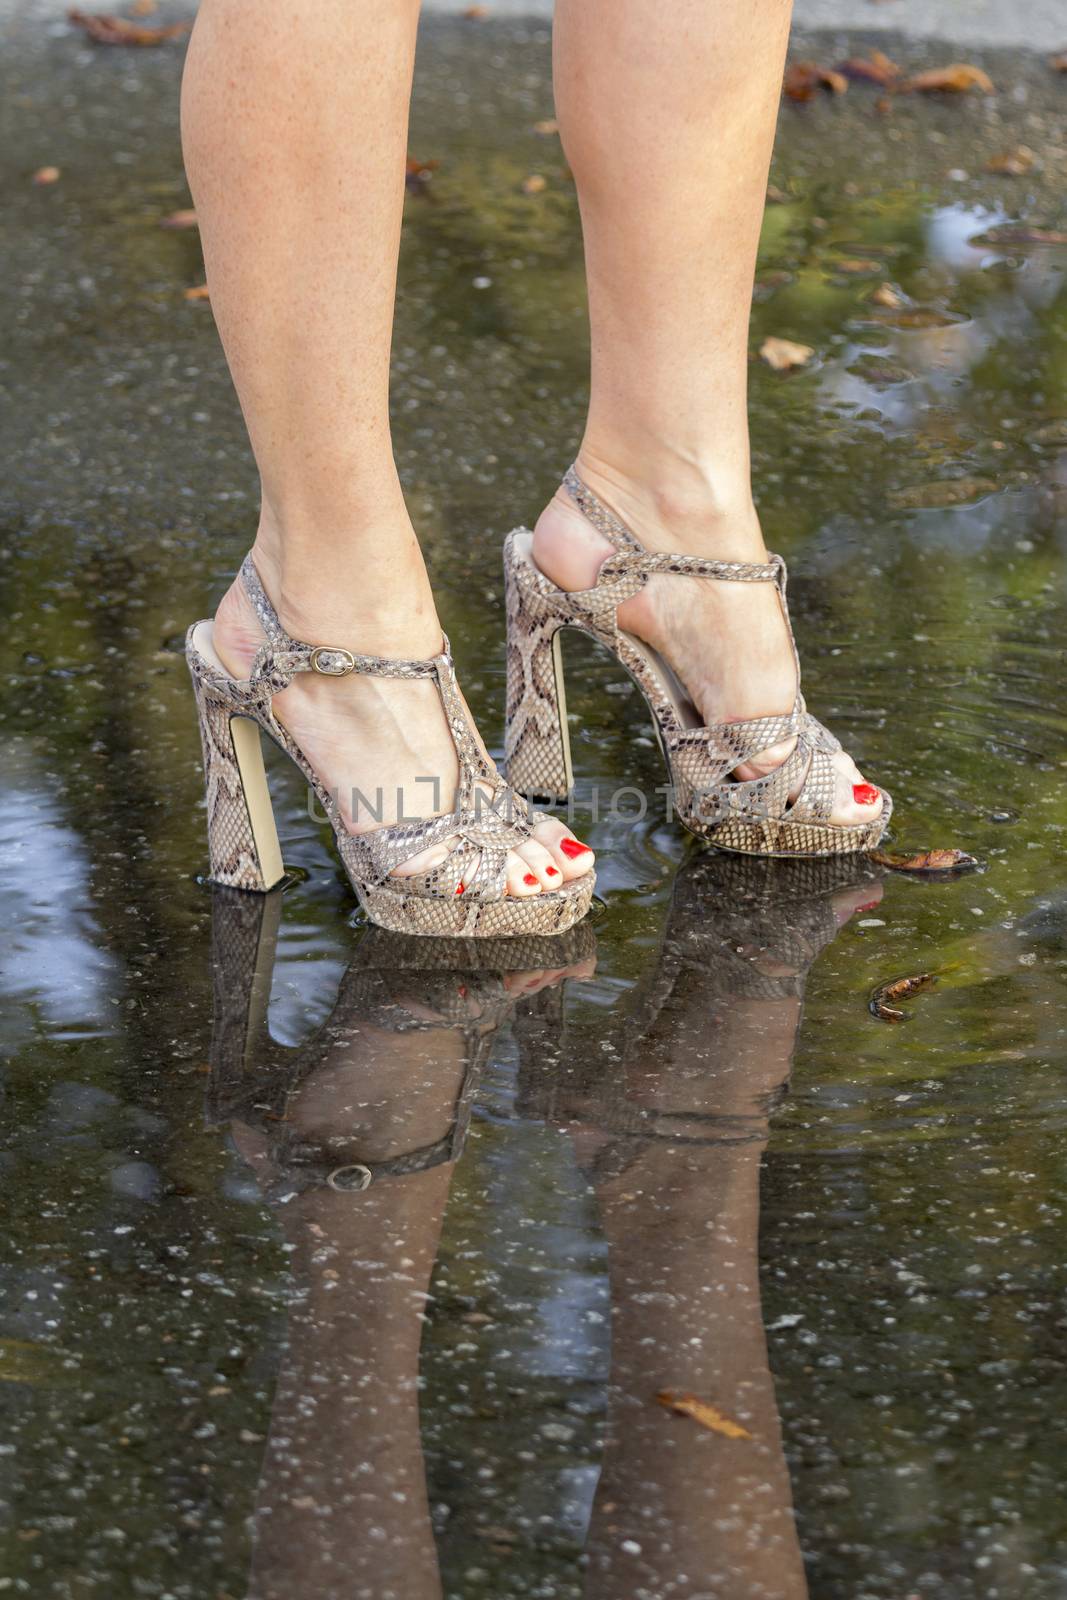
[3,12,1067,1600]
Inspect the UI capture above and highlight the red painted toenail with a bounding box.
[853,783,880,806]
[523,873,538,886]
[455,882,466,895]
[559,838,592,858]
[546,865,560,876]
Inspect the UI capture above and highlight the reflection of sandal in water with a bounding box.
[206,886,597,1199]
[186,556,595,938]
[514,853,881,1181]
[504,466,892,856]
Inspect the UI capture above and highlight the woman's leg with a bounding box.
[180,0,592,894]
[536,0,881,829]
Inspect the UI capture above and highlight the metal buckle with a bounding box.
[327,1163,373,1192]
[310,646,357,676]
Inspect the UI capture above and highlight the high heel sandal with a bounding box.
[504,466,892,858]
[185,554,595,937]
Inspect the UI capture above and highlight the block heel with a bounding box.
[190,653,285,893]
[503,528,574,803]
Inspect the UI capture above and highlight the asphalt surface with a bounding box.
[424,0,1067,49]
[2,0,1065,51]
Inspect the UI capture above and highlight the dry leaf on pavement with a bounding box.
[901,63,994,94]
[869,282,906,308]
[869,971,938,1024]
[836,49,901,85]
[972,224,1067,246]
[759,336,814,371]
[888,477,996,509]
[657,1392,753,1439]
[784,62,849,101]
[68,9,190,44]
[985,146,1034,176]
[184,284,211,302]
[869,848,979,873]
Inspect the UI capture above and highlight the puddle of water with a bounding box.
[1,16,1067,1600]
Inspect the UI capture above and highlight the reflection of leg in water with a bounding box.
[590,1139,803,1600]
[206,890,597,1600]
[242,1166,452,1600]
[518,857,881,1600]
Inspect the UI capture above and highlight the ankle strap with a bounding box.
[563,464,645,552]
[239,554,442,681]
[562,466,785,587]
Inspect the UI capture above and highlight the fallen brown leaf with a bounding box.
[1049,52,1067,72]
[874,306,962,329]
[901,62,994,94]
[759,335,814,371]
[184,284,211,302]
[869,281,905,308]
[657,1391,752,1439]
[32,166,61,185]
[888,477,996,509]
[971,224,1067,246]
[532,118,559,136]
[984,146,1034,176]
[68,8,190,44]
[833,257,882,274]
[462,3,488,15]
[160,207,198,229]
[869,970,938,1023]
[522,173,547,194]
[765,184,790,204]
[784,62,849,101]
[869,848,979,873]
[836,48,901,85]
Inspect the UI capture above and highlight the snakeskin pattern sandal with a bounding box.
[186,555,595,937]
[504,466,891,858]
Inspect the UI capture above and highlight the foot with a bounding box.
[532,458,883,830]
[212,556,595,897]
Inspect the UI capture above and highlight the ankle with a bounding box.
[240,503,444,662]
[573,441,765,561]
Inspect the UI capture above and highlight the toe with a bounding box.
[508,844,547,896]
[827,751,884,827]
[530,817,596,881]
[514,838,565,891]
[506,848,544,897]
[388,841,452,879]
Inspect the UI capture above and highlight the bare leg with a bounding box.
[180,0,593,895]
[536,0,881,830]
